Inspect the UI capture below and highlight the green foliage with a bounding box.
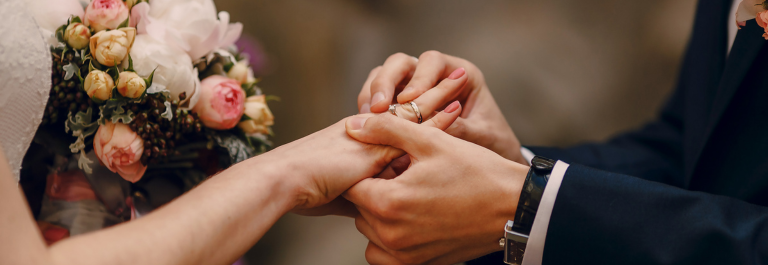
[63,63,79,81]
[64,108,99,173]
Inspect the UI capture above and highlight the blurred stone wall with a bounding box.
[214,0,697,264]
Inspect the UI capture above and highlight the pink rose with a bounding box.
[757,11,768,40]
[193,76,246,130]
[84,0,130,32]
[94,121,147,182]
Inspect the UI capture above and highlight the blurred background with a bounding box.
[216,0,698,264]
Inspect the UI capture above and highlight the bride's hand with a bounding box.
[263,75,468,217]
[357,51,527,165]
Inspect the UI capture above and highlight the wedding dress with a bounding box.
[0,0,52,182]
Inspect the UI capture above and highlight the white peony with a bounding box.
[132,0,242,60]
[129,35,201,109]
[25,0,84,33]
[25,0,84,42]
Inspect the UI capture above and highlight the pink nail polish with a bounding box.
[447,68,465,80]
[445,101,460,113]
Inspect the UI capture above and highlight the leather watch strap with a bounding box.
[503,156,555,265]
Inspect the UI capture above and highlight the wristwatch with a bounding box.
[500,156,555,265]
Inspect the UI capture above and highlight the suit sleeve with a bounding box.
[542,164,768,265]
[527,83,685,185]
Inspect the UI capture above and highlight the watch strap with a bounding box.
[503,156,555,265]
[512,156,554,234]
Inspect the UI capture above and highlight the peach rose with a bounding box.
[757,11,768,40]
[64,22,91,50]
[94,121,147,182]
[227,60,256,85]
[193,76,246,130]
[84,70,114,101]
[117,71,146,98]
[84,0,130,32]
[90,27,136,67]
[238,95,274,134]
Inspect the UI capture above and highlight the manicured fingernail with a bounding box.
[371,92,386,106]
[445,100,460,113]
[402,86,415,95]
[360,103,371,114]
[447,67,465,80]
[349,116,369,130]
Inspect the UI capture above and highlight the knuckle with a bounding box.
[371,196,399,219]
[370,188,408,219]
[369,115,394,132]
[379,230,408,251]
[364,246,379,264]
[369,66,383,76]
[423,127,444,142]
[387,52,410,63]
[419,50,443,61]
[354,216,368,233]
[370,78,390,92]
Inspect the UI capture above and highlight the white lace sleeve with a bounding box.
[0,0,52,182]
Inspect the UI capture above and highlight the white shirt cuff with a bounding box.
[520,147,536,166]
[521,160,569,265]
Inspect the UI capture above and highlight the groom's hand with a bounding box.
[344,114,529,265]
[276,72,471,218]
[358,51,527,165]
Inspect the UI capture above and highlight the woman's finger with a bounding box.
[369,53,419,113]
[345,102,462,156]
[396,50,449,103]
[398,52,472,104]
[358,66,382,114]
[393,68,467,123]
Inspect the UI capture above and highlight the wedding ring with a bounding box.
[389,104,398,116]
[409,102,423,124]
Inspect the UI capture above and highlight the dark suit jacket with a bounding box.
[470,0,768,264]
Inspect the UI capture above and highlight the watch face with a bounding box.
[504,239,526,265]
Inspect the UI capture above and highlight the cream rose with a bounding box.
[227,60,256,85]
[84,70,114,101]
[238,95,274,134]
[84,0,130,32]
[94,121,147,183]
[90,27,136,67]
[193,75,245,130]
[129,35,201,109]
[64,23,91,50]
[117,72,146,98]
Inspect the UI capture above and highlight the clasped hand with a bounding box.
[272,51,530,265]
[345,51,530,265]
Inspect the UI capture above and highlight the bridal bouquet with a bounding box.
[24,0,275,244]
